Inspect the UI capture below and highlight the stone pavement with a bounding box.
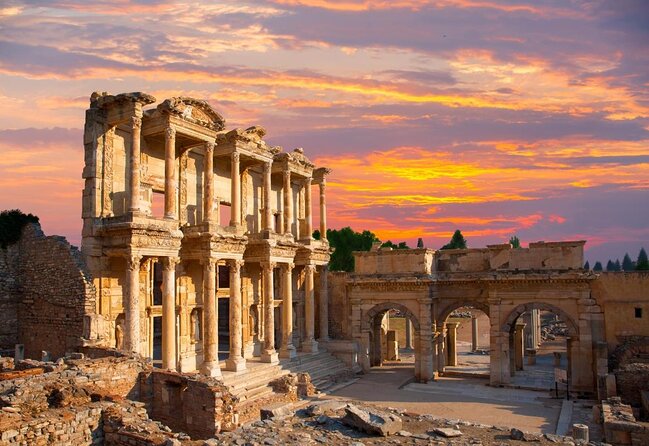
[330,362,562,434]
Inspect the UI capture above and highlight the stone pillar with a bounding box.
[128,116,142,212]
[201,259,221,377]
[304,177,312,239]
[164,126,177,219]
[319,179,327,239]
[203,142,215,222]
[262,161,273,231]
[302,264,318,352]
[230,152,241,226]
[261,262,278,363]
[225,260,246,371]
[318,265,329,342]
[446,321,459,367]
[514,322,526,371]
[531,309,541,348]
[279,262,296,359]
[471,315,479,352]
[405,319,414,350]
[124,254,142,353]
[283,170,292,235]
[161,257,178,371]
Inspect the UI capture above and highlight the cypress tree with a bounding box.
[636,248,649,271]
[606,260,615,271]
[584,261,590,270]
[622,253,634,271]
[593,261,603,271]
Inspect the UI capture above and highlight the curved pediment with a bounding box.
[157,97,225,131]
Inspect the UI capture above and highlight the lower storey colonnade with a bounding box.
[116,255,329,376]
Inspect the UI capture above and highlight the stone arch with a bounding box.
[609,336,649,372]
[501,301,578,337]
[437,300,490,324]
[363,301,420,332]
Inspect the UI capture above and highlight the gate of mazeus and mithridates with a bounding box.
[348,246,603,394]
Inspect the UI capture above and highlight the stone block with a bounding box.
[260,403,294,420]
[342,404,402,436]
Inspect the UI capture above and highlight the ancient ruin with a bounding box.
[1,91,648,445]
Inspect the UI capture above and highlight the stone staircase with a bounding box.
[221,349,356,404]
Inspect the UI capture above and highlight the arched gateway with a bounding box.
[348,242,605,394]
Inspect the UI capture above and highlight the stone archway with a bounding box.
[500,301,579,389]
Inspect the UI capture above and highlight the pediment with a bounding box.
[157,97,225,131]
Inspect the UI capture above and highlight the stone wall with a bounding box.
[148,370,238,439]
[0,244,19,350]
[615,363,649,410]
[11,223,98,359]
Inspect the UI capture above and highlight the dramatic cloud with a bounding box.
[0,0,647,261]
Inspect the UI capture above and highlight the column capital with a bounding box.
[125,254,142,271]
[205,141,215,153]
[232,151,240,163]
[282,262,295,271]
[304,263,316,272]
[263,160,272,173]
[132,116,142,130]
[260,261,277,271]
[165,126,176,140]
[283,170,291,181]
[228,259,244,270]
[304,176,312,186]
[162,256,180,270]
[201,257,218,269]
[319,178,326,188]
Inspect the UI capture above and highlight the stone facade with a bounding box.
[80,92,331,375]
[0,223,98,359]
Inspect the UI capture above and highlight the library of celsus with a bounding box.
[80,92,331,375]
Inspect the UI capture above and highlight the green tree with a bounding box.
[593,261,603,271]
[622,253,635,271]
[636,248,649,271]
[0,209,39,249]
[584,261,590,270]
[614,259,621,271]
[381,240,410,250]
[417,238,424,248]
[440,229,467,250]
[509,235,521,248]
[321,227,380,272]
[606,260,615,271]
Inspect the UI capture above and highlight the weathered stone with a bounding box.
[341,404,402,436]
[260,403,294,421]
[433,427,463,438]
[305,400,347,416]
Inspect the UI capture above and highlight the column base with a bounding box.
[301,339,318,353]
[260,349,279,364]
[243,342,255,359]
[225,356,247,372]
[200,361,223,378]
[279,344,297,359]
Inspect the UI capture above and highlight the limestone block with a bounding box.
[342,404,402,436]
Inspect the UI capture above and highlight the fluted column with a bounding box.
[471,315,479,352]
[283,170,292,235]
[201,259,221,377]
[302,264,318,352]
[161,257,179,371]
[128,116,142,212]
[230,152,241,226]
[203,142,215,222]
[164,126,177,219]
[319,179,327,239]
[279,263,296,359]
[318,265,329,342]
[124,254,142,353]
[226,259,246,371]
[263,161,273,231]
[261,261,279,363]
[304,177,313,239]
[405,319,413,350]
[446,321,459,367]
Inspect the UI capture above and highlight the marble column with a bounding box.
[283,170,292,235]
[261,261,279,363]
[319,179,327,239]
[318,265,329,342]
[226,260,246,371]
[304,177,312,239]
[161,257,178,371]
[446,321,459,367]
[471,315,479,352]
[230,152,241,226]
[164,126,177,219]
[201,259,221,377]
[263,161,273,231]
[279,262,296,359]
[203,142,215,222]
[302,264,318,352]
[124,254,142,353]
[405,319,413,350]
[514,322,526,371]
[128,116,142,212]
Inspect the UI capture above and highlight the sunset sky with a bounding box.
[0,0,648,264]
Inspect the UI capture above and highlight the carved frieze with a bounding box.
[157,97,225,131]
